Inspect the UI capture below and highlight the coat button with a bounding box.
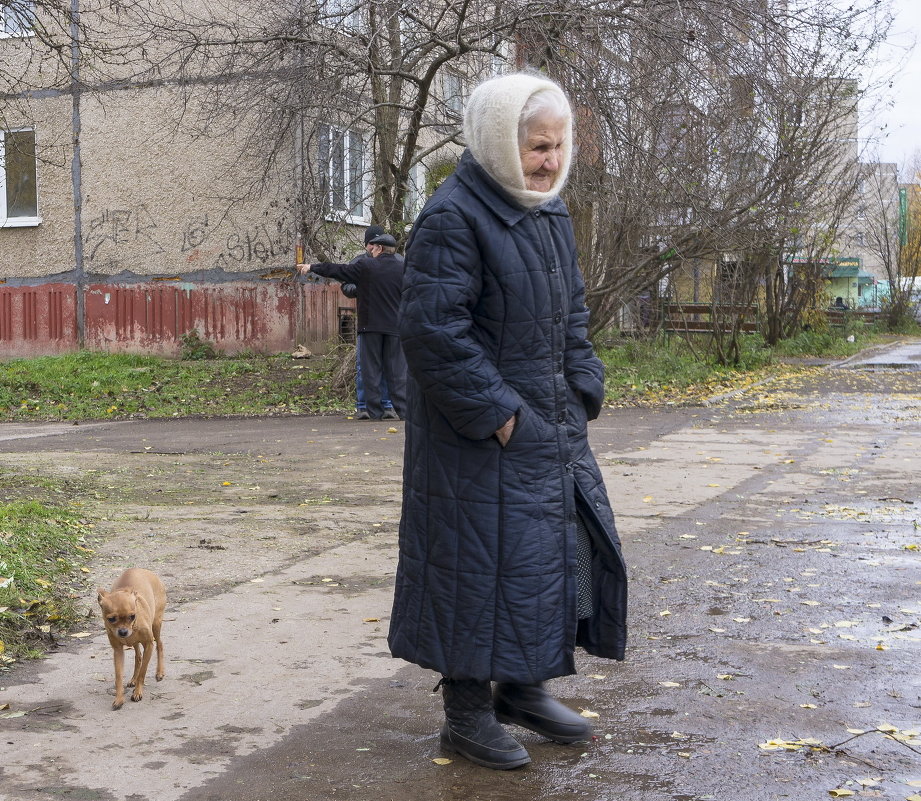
[553,311,562,323]
[534,209,542,217]
[557,412,566,423]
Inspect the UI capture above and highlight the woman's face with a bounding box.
[519,113,567,192]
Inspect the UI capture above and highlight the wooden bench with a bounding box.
[661,303,759,335]
[824,309,881,327]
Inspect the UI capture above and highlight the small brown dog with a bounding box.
[97,568,166,710]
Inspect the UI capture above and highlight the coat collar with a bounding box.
[455,151,569,228]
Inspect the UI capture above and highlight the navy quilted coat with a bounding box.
[388,151,627,683]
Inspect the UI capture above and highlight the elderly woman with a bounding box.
[388,73,628,770]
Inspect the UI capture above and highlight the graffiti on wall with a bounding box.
[211,219,293,270]
[82,204,294,274]
[84,204,167,264]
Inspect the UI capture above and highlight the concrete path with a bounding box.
[1,351,920,801]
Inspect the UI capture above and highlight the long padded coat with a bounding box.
[388,151,627,683]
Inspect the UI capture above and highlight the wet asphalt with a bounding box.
[1,340,920,801]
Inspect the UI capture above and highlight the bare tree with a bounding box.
[524,2,893,355]
[7,0,893,360]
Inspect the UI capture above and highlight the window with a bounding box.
[1,1,35,36]
[319,0,360,33]
[404,161,427,222]
[318,124,368,222]
[0,129,40,226]
[443,70,465,117]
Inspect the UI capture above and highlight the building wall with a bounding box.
[1,47,363,356]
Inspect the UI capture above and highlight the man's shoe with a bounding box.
[494,682,593,744]
[439,678,531,770]
[354,410,371,420]
[381,409,400,421]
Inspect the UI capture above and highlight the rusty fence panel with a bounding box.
[0,279,352,359]
[0,284,79,358]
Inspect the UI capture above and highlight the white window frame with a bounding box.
[0,128,42,228]
[0,1,36,37]
[318,123,370,224]
[404,160,427,221]
[443,69,465,117]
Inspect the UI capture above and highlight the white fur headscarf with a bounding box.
[463,72,573,209]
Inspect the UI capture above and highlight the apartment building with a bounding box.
[0,1,496,357]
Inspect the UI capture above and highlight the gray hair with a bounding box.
[518,88,571,146]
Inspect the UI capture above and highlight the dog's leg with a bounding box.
[131,642,154,702]
[112,646,126,710]
[153,620,165,681]
[127,644,142,687]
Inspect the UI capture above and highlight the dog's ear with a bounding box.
[97,589,107,605]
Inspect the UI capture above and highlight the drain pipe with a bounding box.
[70,0,85,347]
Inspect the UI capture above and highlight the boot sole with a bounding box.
[440,732,531,770]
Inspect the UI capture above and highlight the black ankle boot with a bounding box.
[494,682,593,744]
[438,678,531,770]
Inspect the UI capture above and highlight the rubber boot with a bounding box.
[438,678,531,770]
[494,682,593,744]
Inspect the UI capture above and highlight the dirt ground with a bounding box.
[1,343,920,801]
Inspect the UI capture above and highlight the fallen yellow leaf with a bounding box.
[432,757,453,765]
[828,790,854,797]
[580,709,600,718]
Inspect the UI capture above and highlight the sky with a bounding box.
[861,0,921,168]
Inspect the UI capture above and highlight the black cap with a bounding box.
[364,225,385,244]
[368,233,397,247]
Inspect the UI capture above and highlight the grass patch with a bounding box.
[0,500,95,663]
[0,350,352,421]
[770,328,875,359]
[597,329,882,407]
[0,327,894,422]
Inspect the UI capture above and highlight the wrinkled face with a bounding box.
[99,590,139,639]
[519,114,567,193]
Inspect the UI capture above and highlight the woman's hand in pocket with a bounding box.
[495,414,516,447]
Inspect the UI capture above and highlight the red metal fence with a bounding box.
[0,279,353,359]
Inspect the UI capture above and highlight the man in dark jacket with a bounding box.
[299,234,407,420]
[343,225,397,420]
